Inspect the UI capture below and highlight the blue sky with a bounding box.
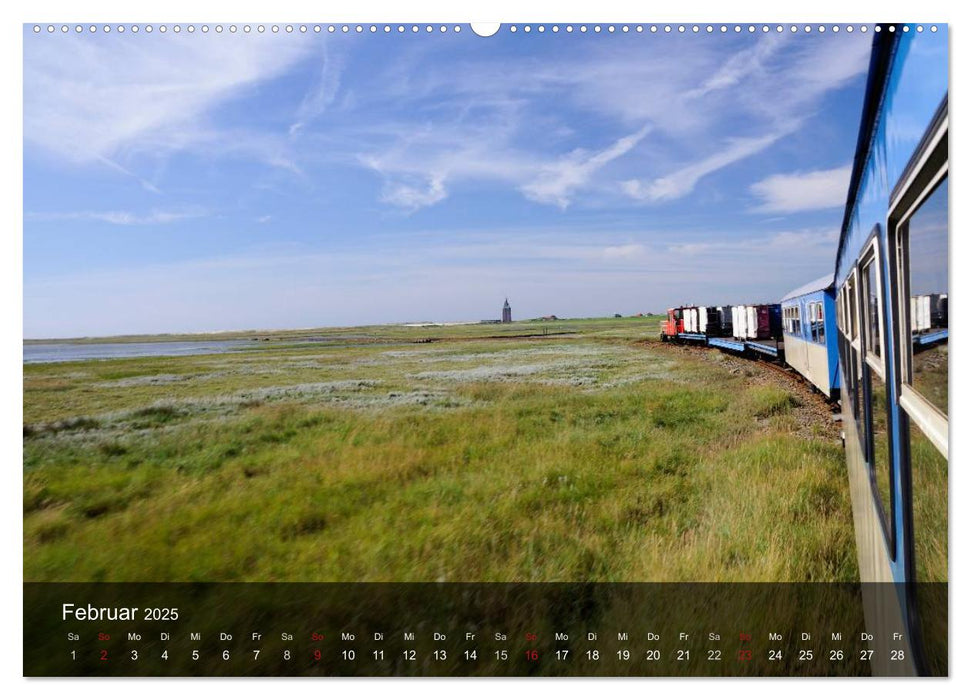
[24,26,876,338]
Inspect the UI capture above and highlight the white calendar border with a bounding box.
[4,0,963,696]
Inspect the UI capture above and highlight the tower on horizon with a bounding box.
[502,298,512,324]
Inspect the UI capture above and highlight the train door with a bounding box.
[806,299,827,392]
[799,301,811,374]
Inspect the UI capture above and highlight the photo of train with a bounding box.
[660,26,948,676]
[22,17,950,680]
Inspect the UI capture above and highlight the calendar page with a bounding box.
[21,15,949,679]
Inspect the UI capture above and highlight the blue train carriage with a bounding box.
[780,275,841,400]
[834,25,947,676]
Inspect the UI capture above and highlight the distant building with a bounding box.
[502,298,512,324]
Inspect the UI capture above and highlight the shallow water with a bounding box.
[23,340,257,364]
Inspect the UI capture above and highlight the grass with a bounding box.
[23,317,857,583]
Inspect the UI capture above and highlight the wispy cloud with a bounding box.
[24,32,315,169]
[342,32,870,211]
[22,28,890,338]
[686,34,786,99]
[618,34,869,204]
[380,174,448,211]
[601,243,647,260]
[357,119,534,213]
[520,126,650,208]
[668,227,838,256]
[749,164,852,213]
[621,131,786,202]
[289,44,343,137]
[27,207,208,225]
[97,156,163,194]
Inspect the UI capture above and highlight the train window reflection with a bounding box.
[863,258,882,362]
[836,290,845,332]
[869,368,892,533]
[905,177,948,417]
[847,274,858,341]
[910,416,948,676]
[909,419,947,583]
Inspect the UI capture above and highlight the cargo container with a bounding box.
[732,304,782,340]
[684,307,698,334]
[911,293,948,333]
[694,306,723,336]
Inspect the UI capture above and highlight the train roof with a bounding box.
[834,27,947,284]
[836,30,898,268]
[781,274,835,302]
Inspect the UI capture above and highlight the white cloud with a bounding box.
[621,132,785,202]
[24,32,315,167]
[666,242,716,256]
[357,121,536,213]
[26,208,208,225]
[668,226,837,257]
[289,45,343,137]
[520,126,650,208]
[380,175,448,211]
[348,32,870,211]
[97,156,163,194]
[766,229,840,248]
[602,243,647,260]
[359,122,650,213]
[749,165,852,213]
[687,35,786,99]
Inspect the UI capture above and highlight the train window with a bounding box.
[839,276,862,423]
[783,306,800,335]
[847,273,859,341]
[868,365,893,536]
[902,176,948,418]
[887,104,947,678]
[862,255,883,367]
[840,288,848,334]
[814,303,826,345]
[836,291,845,333]
[859,242,892,539]
[806,302,822,344]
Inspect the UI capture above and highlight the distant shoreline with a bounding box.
[23,315,662,345]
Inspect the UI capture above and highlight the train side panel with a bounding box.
[834,26,948,676]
